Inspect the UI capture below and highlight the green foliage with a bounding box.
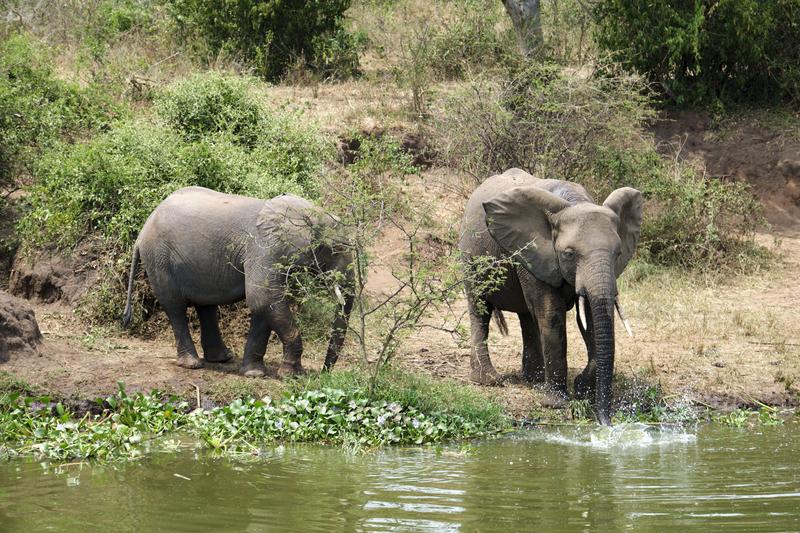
[167,0,358,81]
[438,62,653,185]
[592,145,769,273]
[715,405,786,428]
[19,74,330,255]
[594,0,800,105]
[0,380,506,461]
[155,72,262,146]
[0,33,119,190]
[193,387,501,451]
[291,367,508,430]
[611,373,699,424]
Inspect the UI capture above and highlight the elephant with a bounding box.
[121,186,354,378]
[459,168,642,424]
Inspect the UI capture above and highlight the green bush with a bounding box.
[594,0,800,105]
[592,145,768,273]
[0,33,119,190]
[155,73,262,145]
[168,0,358,81]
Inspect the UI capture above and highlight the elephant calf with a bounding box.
[460,169,643,424]
[122,187,354,378]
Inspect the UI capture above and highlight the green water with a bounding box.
[1,423,799,532]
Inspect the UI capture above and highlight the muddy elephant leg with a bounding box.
[467,297,501,385]
[261,300,304,378]
[525,288,568,398]
[519,312,544,383]
[242,312,272,377]
[574,304,596,399]
[164,305,203,369]
[196,305,234,363]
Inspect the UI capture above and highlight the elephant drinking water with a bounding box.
[459,169,643,424]
[122,187,354,378]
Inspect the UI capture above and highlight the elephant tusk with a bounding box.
[577,295,588,331]
[615,297,633,337]
[333,284,346,306]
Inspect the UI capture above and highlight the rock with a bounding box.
[9,244,101,304]
[0,290,42,362]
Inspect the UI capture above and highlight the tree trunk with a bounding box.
[501,0,544,55]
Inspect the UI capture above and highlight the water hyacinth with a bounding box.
[0,386,505,461]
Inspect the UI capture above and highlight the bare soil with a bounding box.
[2,110,799,418]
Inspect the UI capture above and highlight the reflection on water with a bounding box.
[1,423,799,532]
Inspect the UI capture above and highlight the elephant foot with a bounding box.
[204,347,234,363]
[522,367,545,384]
[277,362,305,379]
[242,362,267,378]
[176,353,204,370]
[470,366,502,386]
[574,372,596,400]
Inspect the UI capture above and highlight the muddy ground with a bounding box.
[2,109,799,418]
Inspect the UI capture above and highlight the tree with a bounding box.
[501,0,543,54]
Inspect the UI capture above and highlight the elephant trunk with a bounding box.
[578,253,617,425]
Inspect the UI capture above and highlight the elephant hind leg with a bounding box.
[164,304,203,369]
[242,313,271,378]
[519,312,544,383]
[196,305,234,363]
[468,298,501,385]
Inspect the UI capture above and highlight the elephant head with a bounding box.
[483,185,643,424]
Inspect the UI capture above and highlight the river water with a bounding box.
[1,423,798,532]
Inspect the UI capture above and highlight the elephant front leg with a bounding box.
[467,298,501,385]
[527,291,568,400]
[242,314,271,378]
[519,312,544,383]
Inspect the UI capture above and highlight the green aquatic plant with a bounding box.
[0,382,506,462]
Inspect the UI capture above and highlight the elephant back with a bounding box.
[256,194,336,257]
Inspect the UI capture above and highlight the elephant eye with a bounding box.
[561,248,575,260]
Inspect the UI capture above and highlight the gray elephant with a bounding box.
[122,186,354,378]
[459,168,642,424]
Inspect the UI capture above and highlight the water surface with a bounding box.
[1,423,798,531]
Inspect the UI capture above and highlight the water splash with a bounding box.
[537,422,697,450]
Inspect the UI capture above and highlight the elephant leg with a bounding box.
[196,305,234,363]
[574,303,596,399]
[242,313,272,378]
[265,300,305,378]
[525,288,568,398]
[467,297,501,385]
[164,305,203,369]
[519,312,544,383]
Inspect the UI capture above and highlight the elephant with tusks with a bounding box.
[459,168,643,424]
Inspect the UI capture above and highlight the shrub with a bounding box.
[168,0,358,81]
[437,62,653,187]
[154,73,262,146]
[19,74,331,255]
[0,33,119,191]
[594,0,800,105]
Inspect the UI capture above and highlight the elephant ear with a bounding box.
[482,186,570,287]
[603,187,643,277]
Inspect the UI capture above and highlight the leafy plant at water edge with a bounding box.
[0,382,508,461]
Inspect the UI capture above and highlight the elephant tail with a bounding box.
[492,309,509,336]
[121,244,140,328]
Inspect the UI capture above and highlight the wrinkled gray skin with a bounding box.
[122,187,354,378]
[460,169,643,424]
